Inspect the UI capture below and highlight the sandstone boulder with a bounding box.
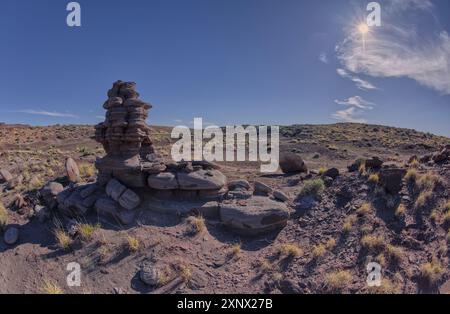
[279,153,307,173]
[65,157,80,183]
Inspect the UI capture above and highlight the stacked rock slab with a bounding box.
[95,81,156,188]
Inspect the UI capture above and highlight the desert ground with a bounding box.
[0,122,449,294]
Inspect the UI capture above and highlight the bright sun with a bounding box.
[358,23,370,34]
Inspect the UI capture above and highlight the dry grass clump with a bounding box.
[361,235,386,251]
[186,215,206,235]
[385,244,405,263]
[79,163,96,179]
[325,270,352,292]
[258,259,273,272]
[416,172,442,191]
[395,204,406,218]
[41,280,64,294]
[325,238,337,249]
[126,236,140,253]
[356,202,372,216]
[0,202,8,230]
[312,244,327,259]
[409,158,420,169]
[404,169,418,183]
[419,259,443,286]
[342,215,357,233]
[55,229,72,250]
[415,190,433,210]
[278,243,303,258]
[177,263,193,282]
[367,278,400,294]
[229,243,242,258]
[368,173,379,184]
[77,223,98,241]
[318,167,327,175]
[443,201,450,224]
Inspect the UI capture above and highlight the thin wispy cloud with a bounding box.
[332,107,366,123]
[332,95,375,123]
[15,109,78,118]
[336,0,450,95]
[334,95,375,109]
[336,68,377,90]
[319,52,328,64]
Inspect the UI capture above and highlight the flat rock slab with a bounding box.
[143,196,218,217]
[220,196,290,236]
[177,169,226,190]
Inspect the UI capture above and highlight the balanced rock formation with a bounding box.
[50,81,290,235]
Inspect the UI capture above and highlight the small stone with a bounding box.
[105,179,127,201]
[0,169,13,183]
[365,157,383,170]
[118,189,141,210]
[7,175,23,189]
[322,168,339,180]
[4,227,19,245]
[140,263,160,286]
[80,183,98,198]
[254,181,272,195]
[65,157,80,183]
[228,180,251,191]
[273,191,289,202]
[13,194,26,209]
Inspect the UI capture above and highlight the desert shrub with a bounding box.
[409,158,420,169]
[300,179,325,197]
[443,211,450,224]
[325,270,352,292]
[325,238,336,249]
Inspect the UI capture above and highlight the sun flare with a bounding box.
[358,23,370,34]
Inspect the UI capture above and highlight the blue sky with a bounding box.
[1,0,450,136]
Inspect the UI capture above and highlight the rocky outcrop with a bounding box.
[379,168,406,195]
